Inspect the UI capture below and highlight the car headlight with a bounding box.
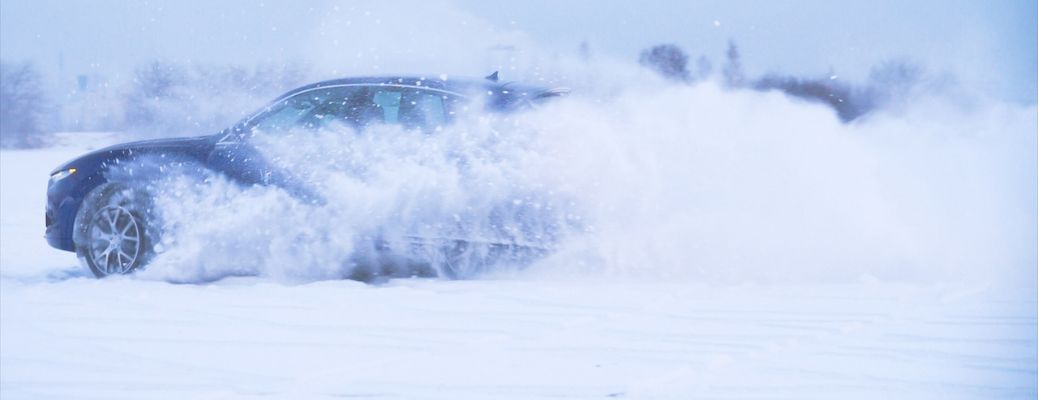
[50,167,77,182]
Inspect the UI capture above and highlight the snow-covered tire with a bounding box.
[441,240,483,279]
[73,183,161,278]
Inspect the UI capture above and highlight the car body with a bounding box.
[46,75,567,279]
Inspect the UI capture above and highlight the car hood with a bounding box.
[51,135,219,175]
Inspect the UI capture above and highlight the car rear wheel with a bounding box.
[74,184,159,277]
[441,240,492,279]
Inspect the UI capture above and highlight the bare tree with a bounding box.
[123,61,188,133]
[0,61,49,148]
[61,73,125,132]
[639,44,690,82]
[122,61,312,138]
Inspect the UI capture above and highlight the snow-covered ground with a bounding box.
[2,94,1036,399]
[2,274,1034,399]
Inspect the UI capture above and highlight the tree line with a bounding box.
[0,61,309,148]
[2,41,925,148]
[637,41,923,122]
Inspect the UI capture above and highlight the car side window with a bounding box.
[245,85,461,136]
[371,90,402,123]
[400,90,449,130]
[371,88,455,130]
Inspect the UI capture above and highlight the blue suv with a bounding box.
[45,75,567,279]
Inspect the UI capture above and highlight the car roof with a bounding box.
[274,75,564,110]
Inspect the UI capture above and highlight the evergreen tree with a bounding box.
[722,40,745,88]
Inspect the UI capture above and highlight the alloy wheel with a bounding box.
[87,205,142,275]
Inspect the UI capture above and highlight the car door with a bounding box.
[206,84,460,196]
[367,86,457,131]
[206,86,368,197]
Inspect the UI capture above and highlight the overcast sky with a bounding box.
[1,0,1035,102]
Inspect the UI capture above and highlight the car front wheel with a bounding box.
[74,184,159,277]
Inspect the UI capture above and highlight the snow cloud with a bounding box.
[135,76,1037,288]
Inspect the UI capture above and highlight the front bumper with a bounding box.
[45,174,90,252]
